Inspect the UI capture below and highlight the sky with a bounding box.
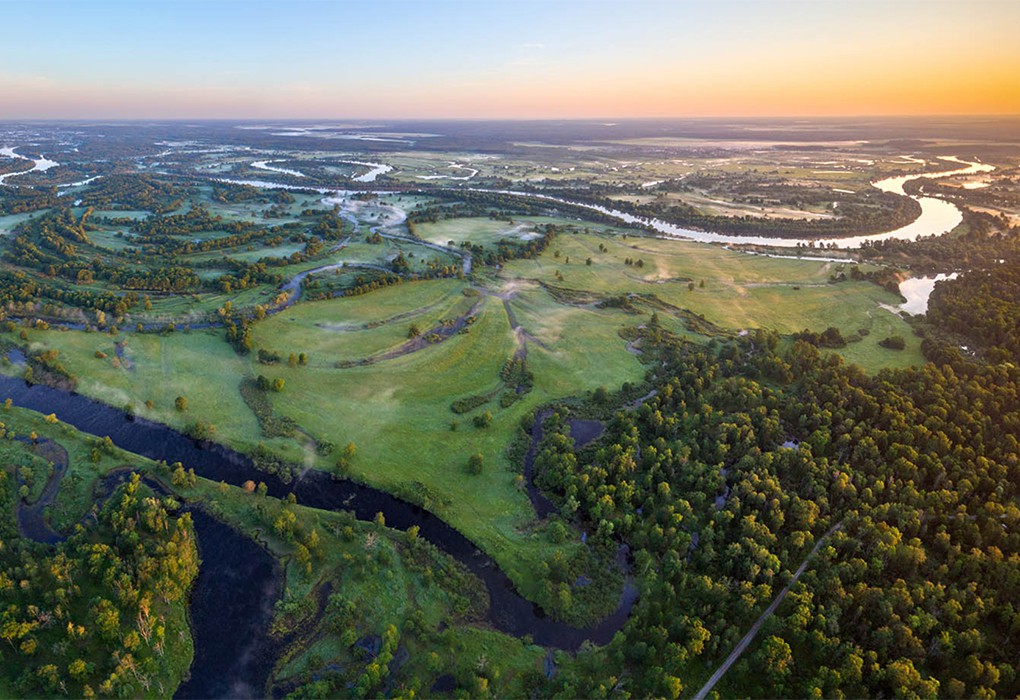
[1,0,1019,120]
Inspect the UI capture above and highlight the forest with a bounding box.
[0,470,198,697]
[531,263,1020,698]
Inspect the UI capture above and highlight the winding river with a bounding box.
[0,147,60,186]
[217,155,993,250]
[469,156,994,249]
[0,374,637,696]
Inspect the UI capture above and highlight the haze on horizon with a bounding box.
[2,0,1019,121]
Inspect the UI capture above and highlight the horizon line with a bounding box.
[3,113,1020,123]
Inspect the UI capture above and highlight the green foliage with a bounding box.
[879,334,906,350]
[0,473,198,697]
[546,305,1020,698]
[450,394,489,414]
[467,453,484,475]
[473,410,493,429]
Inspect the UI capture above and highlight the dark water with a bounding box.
[15,438,68,544]
[176,510,281,699]
[522,410,557,518]
[0,375,636,695]
[568,419,605,449]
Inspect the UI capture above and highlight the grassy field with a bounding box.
[2,273,647,599]
[243,284,647,594]
[7,327,265,448]
[257,296,554,578]
[414,216,546,249]
[254,279,475,363]
[501,230,924,371]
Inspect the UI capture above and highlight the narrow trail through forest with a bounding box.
[693,522,843,700]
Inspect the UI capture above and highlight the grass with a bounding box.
[258,296,550,575]
[1,274,646,600]
[7,327,264,449]
[413,216,545,249]
[252,285,645,597]
[508,284,649,396]
[186,241,307,264]
[501,230,923,372]
[253,279,474,363]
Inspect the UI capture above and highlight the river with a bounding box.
[0,146,60,185]
[217,155,992,250]
[468,156,994,249]
[251,160,306,178]
[0,374,637,695]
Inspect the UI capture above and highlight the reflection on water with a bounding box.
[899,273,958,315]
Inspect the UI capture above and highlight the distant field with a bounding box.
[501,230,923,371]
[414,216,545,248]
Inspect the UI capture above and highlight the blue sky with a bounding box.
[2,0,1018,118]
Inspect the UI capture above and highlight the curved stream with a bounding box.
[17,464,283,699]
[0,375,638,695]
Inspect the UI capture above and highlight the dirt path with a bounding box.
[692,522,842,700]
[626,389,657,409]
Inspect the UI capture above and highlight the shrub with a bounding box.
[467,453,484,475]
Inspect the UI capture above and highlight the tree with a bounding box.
[758,635,794,684]
[468,453,484,475]
[174,396,187,412]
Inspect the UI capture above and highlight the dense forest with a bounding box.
[533,263,1020,698]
